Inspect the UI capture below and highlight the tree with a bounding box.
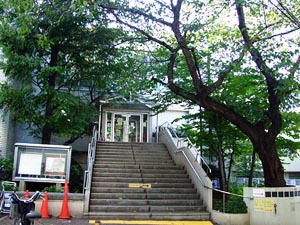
[180,109,254,191]
[99,0,300,187]
[0,0,131,144]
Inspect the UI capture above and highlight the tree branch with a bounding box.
[208,49,245,94]
[235,0,282,139]
[171,0,203,92]
[253,27,300,43]
[110,11,175,52]
[290,55,300,78]
[268,0,300,29]
[99,2,173,27]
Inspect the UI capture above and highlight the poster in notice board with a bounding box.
[44,153,66,176]
[18,153,43,175]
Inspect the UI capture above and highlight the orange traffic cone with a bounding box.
[25,190,29,199]
[58,180,70,219]
[40,191,50,218]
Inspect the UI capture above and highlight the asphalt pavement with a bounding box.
[0,215,90,225]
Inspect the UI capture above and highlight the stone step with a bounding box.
[84,212,210,221]
[90,187,197,194]
[89,205,205,213]
[90,193,200,200]
[97,142,167,147]
[97,146,169,150]
[96,153,171,158]
[89,199,202,206]
[89,181,194,189]
[96,147,168,152]
[91,177,191,183]
[96,154,171,160]
[92,167,186,174]
[96,148,169,153]
[95,158,174,164]
[92,172,189,179]
[93,163,183,170]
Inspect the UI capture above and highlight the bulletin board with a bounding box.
[13,143,72,183]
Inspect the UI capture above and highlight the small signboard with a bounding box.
[254,198,274,213]
[253,188,265,198]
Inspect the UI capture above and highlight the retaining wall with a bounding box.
[34,193,84,218]
[244,187,300,225]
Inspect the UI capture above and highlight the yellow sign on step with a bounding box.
[128,183,152,188]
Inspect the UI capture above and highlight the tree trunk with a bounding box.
[41,45,59,144]
[217,135,227,192]
[253,137,286,187]
[227,150,234,189]
[41,95,55,144]
[42,124,52,144]
[248,151,256,187]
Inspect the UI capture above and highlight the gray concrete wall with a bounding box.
[0,110,10,158]
[33,192,84,218]
[244,187,300,225]
[211,210,249,225]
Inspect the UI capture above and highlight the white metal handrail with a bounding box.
[83,126,98,211]
[159,122,211,174]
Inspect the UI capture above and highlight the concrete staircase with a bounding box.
[85,142,210,220]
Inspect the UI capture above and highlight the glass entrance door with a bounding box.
[113,114,141,142]
[114,114,127,142]
[128,115,140,142]
[104,112,149,143]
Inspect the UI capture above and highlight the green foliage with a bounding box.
[213,198,248,214]
[226,198,248,214]
[233,154,263,179]
[42,185,61,193]
[69,160,83,193]
[178,109,255,190]
[2,183,16,191]
[213,186,248,213]
[0,0,143,142]
[0,156,14,181]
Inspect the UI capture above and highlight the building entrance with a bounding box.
[104,112,150,143]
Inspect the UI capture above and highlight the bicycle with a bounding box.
[10,191,43,225]
[0,165,17,214]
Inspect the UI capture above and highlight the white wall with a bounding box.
[244,187,300,225]
[282,157,300,174]
[151,105,190,133]
[0,68,15,158]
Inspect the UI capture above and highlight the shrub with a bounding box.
[226,197,248,213]
[0,156,14,181]
[213,197,247,213]
[42,185,61,193]
[213,186,248,213]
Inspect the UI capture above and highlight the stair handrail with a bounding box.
[83,126,98,211]
[159,122,211,174]
[159,122,253,201]
[158,123,254,213]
